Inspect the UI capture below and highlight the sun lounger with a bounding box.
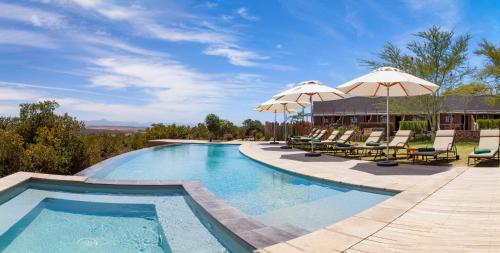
[467,129,499,166]
[291,128,318,140]
[367,130,412,160]
[301,129,327,144]
[324,130,355,155]
[332,130,384,157]
[411,130,458,163]
[355,131,384,156]
[313,130,340,150]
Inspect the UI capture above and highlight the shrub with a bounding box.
[477,119,500,129]
[0,130,24,177]
[399,121,427,134]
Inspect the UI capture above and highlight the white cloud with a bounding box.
[276,44,283,49]
[79,34,168,57]
[236,7,259,21]
[0,29,58,48]
[203,46,268,66]
[44,0,267,66]
[0,87,41,101]
[0,3,65,28]
[143,23,235,45]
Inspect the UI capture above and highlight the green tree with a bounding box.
[362,26,472,133]
[241,119,264,138]
[205,114,221,139]
[474,39,499,92]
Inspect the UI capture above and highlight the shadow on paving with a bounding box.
[279,153,453,176]
[279,153,352,163]
[261,147,300,152]
[351,162,452,176]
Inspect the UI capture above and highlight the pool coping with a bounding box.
[0,172,303,250]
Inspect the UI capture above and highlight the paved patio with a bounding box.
[240,143,463,192]
[243,143,500,253]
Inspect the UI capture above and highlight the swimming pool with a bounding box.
[89,144,395,233]
[0,181,251,253]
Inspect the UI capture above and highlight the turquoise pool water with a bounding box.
[0,182,250,253]
[91,144,395,232]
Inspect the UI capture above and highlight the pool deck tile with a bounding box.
[325,216,387,239]
[236,143,500,252]
[287,229,359,252]
[256,243,305,253]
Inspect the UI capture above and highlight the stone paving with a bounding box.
[243,143,500,253]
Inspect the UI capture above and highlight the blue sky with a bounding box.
[0,0,498,126]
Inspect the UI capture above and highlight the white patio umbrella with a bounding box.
[256,99,309,145]
[273,80,345,156]
[336,67,439,166]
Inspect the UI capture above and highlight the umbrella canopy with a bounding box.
[336,66,439,165]
[255,99,309,144]
[336,67,439,96]
[255,99,309,113]
[273,80,344,156]
[273,80,345,102]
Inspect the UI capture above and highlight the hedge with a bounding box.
[477,119,500,130]
[399,121,427,134]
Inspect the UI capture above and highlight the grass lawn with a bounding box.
[324,141,498,167]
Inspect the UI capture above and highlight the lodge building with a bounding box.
[313,95,499,131]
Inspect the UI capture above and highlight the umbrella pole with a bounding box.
[310,96,314,153]
[284,110,287,141]
[280,104,291,149]
[377,85,398,166]
[274,111,277,143]
[306,96,321,157]
[386,86,389,161]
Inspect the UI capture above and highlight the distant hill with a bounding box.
[84,119,148,134]
[84,119,151,128]
[84,125,147,134]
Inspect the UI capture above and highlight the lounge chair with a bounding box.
[324,130,355,155]
[289,128,318,143]
[411,130,458,163]
[367,130,412,160]
[467,129,500,166]
[293,129,327,148]
[331,130,383,157]
[313,130,340,150]
[355,131,384,157]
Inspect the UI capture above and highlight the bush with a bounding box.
[255,132,265,141]
[0,130,24,177]
[399,121,427,134]
[477,119,500,129]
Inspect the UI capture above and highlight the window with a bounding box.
[445,115,453,123]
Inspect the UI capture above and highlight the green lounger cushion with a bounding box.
[474,149,491,154]
[366,141,380,147]
[418,147,435,152]
[337,143,351,148]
